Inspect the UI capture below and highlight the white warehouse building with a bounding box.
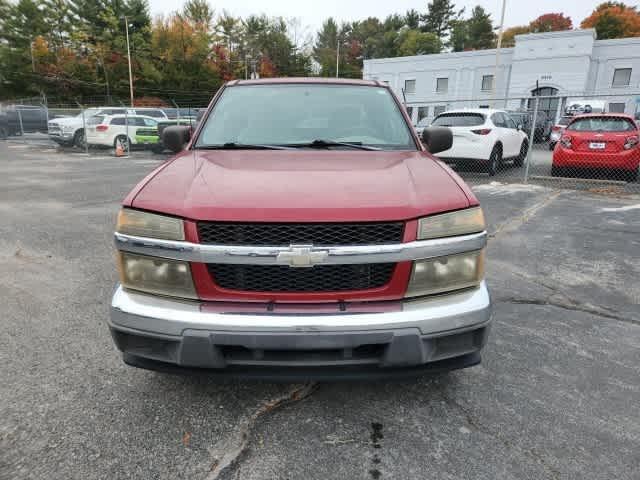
[363,29,640,126]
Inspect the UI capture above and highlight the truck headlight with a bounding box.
[406,250,485,297]
[117,252,197,299]
[116,208,184,241]
[417,207,485,240]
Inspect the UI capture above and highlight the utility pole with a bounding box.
[492,0,507,107]
[336,36,340,78]
[124,16,134,107]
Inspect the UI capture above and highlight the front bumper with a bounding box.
[109,282,492,377]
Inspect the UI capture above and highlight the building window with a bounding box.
[612,68,632,87]
[433,105,446,117]
[417,106,429,122]
[406,106,414,121]
[436,78,448,93]
[481,75,494,91]
[608,102,626,113]
[404,79,416,94]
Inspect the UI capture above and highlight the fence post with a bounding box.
[76,100,89,155]
[171,99,180,126]
[523,95,539,184]
[17,107,25,143]
[125,108,130,156]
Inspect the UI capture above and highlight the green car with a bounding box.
[135,128,160,146]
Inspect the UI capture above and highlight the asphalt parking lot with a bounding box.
[1,141,639,480]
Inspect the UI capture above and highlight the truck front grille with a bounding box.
[207,263,396,292]
[197,222,404,246]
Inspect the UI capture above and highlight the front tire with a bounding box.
[488,146,501,176]
[551,165,563,177]
[0,126,7,140]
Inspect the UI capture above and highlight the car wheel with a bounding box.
[114,135,130,152]
[551,166,563,177]
[0,126,7,140]
[514,140,528,167]
[73,129,85,148]
[488,146,501,176]
[627,166,639,183]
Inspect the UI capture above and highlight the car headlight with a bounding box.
[417,207,485,240]
[117,252,197,299]
[116,208,184,241]
[406,250,485,298]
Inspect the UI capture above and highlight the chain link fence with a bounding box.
[407,91,640,193]
[0,95,210,155]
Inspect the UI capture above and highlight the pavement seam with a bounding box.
[496,296,639,326]
[205,382,319,480]
[488,190,563,240]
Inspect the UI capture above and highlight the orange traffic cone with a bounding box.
[115,142,124,157]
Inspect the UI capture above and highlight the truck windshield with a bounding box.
[196,84,416,150]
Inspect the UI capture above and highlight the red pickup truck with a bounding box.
[109,78,491,379]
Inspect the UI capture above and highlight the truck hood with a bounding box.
[129,150,474,222]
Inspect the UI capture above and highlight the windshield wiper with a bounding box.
[284,139,381,151]
[195,142,293,150]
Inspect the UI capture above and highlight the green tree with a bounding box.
[465,6,495,50]
[421,0,457,37]
[397,29,441,56]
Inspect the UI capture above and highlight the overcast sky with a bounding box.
[148,0,638,35]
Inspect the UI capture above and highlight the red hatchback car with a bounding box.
[552,114,640,181]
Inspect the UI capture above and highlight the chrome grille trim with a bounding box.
[114,231,487,265]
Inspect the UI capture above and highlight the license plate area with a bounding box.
[589,142,606,150]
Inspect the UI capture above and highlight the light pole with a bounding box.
[492,0,507,107]
[123,16,134,107]
[336,36,340,78]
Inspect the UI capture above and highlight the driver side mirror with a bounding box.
[163,125,192,153]
[517,124,523,131]
[421,126,452,154]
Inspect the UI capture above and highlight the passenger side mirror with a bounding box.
[163,125,191,153]
[421,126,452,155]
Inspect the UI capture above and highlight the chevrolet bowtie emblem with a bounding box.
[276,245,329,268]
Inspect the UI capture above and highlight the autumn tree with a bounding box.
[529,13,573,33]
[501,25,530,48]
[581,2,640,39]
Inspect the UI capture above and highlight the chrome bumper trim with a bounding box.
[110,281,491,336]
[114,231,487,265]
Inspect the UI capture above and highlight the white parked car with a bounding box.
[48,107,168,147]
[431,108,529,175]
[85,114,159,149]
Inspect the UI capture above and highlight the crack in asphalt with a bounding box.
[206,382,319,480]
[489,190,563,240]
[439,390,562,480]
[496,295,640,326]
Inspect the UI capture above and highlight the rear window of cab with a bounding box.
[567,117,636,132]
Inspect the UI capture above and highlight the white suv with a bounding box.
[48,107,167,147]
[85,114,159,149]
[431,109,529,175]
